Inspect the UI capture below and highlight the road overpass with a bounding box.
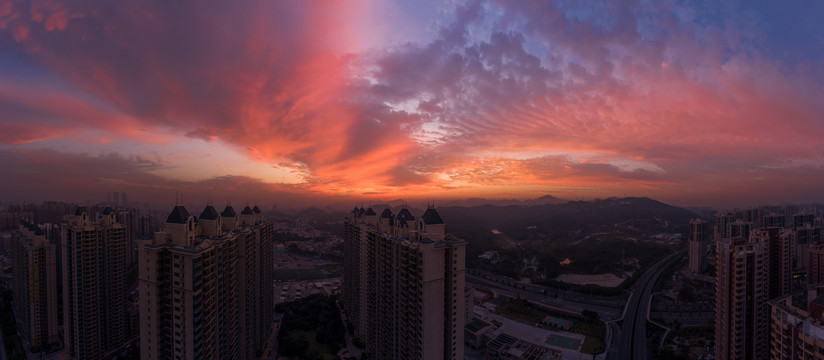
[611,251,683,360]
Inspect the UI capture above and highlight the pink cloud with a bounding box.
[1,0,823,207]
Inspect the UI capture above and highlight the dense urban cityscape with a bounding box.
[2,0,823,359]
[0,196,822,359]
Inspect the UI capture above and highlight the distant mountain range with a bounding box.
[440,195,567,207]
[437,197,697,236]
[284,196,697,240]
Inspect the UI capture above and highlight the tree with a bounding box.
[279,334,309,357]
[582,309,599,322]
[678,287,695,302]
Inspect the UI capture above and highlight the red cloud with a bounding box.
[1,0,823,207]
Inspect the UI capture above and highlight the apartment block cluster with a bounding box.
[10,206,139,357]
[343,205,468,360]
[7,199,275,360]
[687,206,824,360]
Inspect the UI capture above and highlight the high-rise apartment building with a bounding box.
[343,205,467,360]
[61,206,128,359]
[715,233,769,360]
[769,293,824,360]
[689,219,710,274]
[750,226,793,300]
[138,203,273,360]
[794,222,821,272]
[12,222,59,349]
[808,245,824,285]
[713,206,824,360]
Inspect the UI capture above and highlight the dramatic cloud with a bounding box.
[1,0,823,207]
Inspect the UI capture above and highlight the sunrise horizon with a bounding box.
[2,0,824,211]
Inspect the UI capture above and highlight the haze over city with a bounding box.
[2,0,824,208]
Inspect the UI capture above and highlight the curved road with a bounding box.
[613,251,683,360]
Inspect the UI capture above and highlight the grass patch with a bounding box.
[274,268,326,281]
[496,299,606,354]
[277,294,345,359]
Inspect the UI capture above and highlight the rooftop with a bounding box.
[466,318,492,333]
[221,205,237,217]
[166,205,190,224]
[200,205,220,220]
[421,207,444,224]
[397,208,415,221]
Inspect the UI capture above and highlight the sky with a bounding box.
[1,0,823,209]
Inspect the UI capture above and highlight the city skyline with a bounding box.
[5,194,824,358]
[2,1,824,208]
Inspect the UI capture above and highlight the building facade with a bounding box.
[795,223,822,272]
[769,294,824,360]
[810,245,824,286]
[689,218,710,274]
[715,232,770,360]
[61,206,128,359]
[12,222,59,349]
[138,203,273,360]
[343,205,467,360]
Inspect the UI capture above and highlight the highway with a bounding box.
[613,251,683,360]
[466,274,622,320]
[468,251,684,360]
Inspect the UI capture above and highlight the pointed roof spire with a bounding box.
[166,204,190,224]
[421,207,444,224]
[221,204,237,217]
[200,205,219,220]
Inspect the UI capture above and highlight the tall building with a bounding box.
[236,204,275,358]
[794,223,821,271]
[808,245,824,285]
[250,205,274,356]
[715,232,769,360]
[769,293,824,360]
[714,206,824,360]
[688,219,710,274]
[12,222,59,349]
[343,205,467,360]
[793,212,816,229]
[138,203,274,360]
[750,227,792,300]
[61,206,128,359]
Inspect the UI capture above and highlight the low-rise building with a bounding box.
[485,333,562,360]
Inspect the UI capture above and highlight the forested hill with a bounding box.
[437,197,698,240]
